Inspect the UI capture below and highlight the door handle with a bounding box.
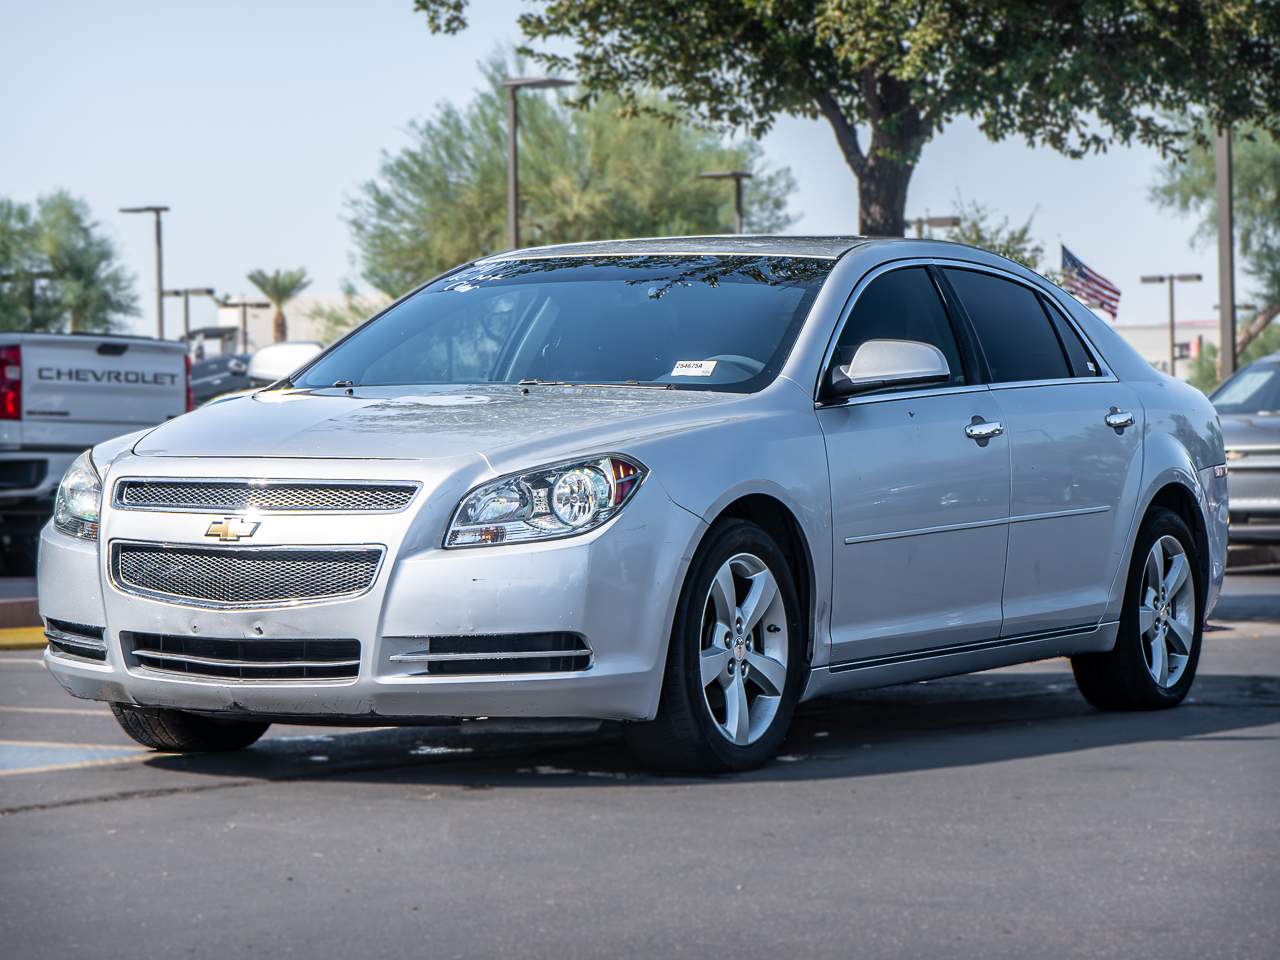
[964,418,1004,445]
[1105,409,1135,431]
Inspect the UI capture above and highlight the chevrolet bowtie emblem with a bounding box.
[205,517,261,542]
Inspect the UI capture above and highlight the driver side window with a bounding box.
[835,267,965,388]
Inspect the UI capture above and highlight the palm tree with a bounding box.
[247,267,311,343]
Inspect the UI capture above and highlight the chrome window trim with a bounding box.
[107,539,387,610]
[818,383,991,411]
[111,477,421,515]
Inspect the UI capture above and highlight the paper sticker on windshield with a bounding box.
[671,360,718,377]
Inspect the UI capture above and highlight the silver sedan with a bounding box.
[38,236,1229,772]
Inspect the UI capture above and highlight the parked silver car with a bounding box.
[37,237,1228,772]
[1211,351,1280,543]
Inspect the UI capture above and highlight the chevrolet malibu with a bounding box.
[38,236,1229,772]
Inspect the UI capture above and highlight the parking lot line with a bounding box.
[0,739,151,777]
[0,705,110,716]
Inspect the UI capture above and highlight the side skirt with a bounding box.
[801,622,1119,700]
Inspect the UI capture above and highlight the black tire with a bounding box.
[625,518,805,774]
[1071,507,1204,710]
[111,703,270,752]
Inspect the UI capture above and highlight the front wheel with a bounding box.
[111,703,270,752]
[625,519,805,774]
[1071,507,1204,710]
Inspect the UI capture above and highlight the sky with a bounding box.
[2,0,1231,338]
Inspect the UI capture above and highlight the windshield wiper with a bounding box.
[517,378,570,386]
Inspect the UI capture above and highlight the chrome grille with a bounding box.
[45,619,107,662]
[123,632,359,681]
[111,542,383,607]
[114,478,418,513]
[385,633,593,676]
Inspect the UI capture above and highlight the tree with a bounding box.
[415,1,1280,237]
[1153,120,1280,380]
[247,267,311,342]
[0,192,137,333]
[349,56,795,298]
[925,197,1046,273]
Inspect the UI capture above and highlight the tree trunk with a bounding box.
[857,153,913,237]
[273,307,287,343]
[1236,302,1280,357]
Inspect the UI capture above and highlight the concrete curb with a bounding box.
[0,627,45,650]
[0,597,39,630]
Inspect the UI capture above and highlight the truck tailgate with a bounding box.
[19,335,185,449]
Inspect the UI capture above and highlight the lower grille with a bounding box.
[123,632,360,681]
[45,619,107,662]
[386,632,592,676]
[110,542,383,607]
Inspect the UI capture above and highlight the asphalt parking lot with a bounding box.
[2,576,1278,960]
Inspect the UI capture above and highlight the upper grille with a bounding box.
[111,542,383,607]
[114,479,418,513]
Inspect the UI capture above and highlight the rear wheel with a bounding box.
[111,703,270,752]
[1071,507,1203,710]
[625,519,805,774]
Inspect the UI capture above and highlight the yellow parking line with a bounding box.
[0,752,157,778]
[0,627,45,650]
[0,738,136,750]
[0,705,110,716]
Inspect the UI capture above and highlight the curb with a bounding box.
[0,627,45,650]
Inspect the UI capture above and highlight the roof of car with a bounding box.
[481,235,871,261]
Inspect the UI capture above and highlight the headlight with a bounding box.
[446,455,646,547]
[53,450,102,541]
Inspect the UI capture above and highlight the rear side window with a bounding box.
[1041,298,1100,376]
[944,269,1070,383]
[834,267,965,388]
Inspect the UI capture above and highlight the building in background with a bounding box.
[1111,318,1221,379]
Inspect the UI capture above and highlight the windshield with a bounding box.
[295,255,833,393]
[1211,363,1280,415]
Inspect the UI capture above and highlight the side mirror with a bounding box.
[825,339,950,400]
[227,358,248,376]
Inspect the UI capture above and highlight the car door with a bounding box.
[941,266,1144,636]
[816,264,1011,665]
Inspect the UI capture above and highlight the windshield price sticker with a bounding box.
[671,360,718,377]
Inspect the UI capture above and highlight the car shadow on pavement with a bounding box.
[137,670,1280,787]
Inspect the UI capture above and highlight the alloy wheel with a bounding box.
[698,552,789,745]
[1138,534,1196,688]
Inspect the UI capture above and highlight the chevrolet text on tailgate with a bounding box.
[36,237,1229,773]
[1,332,189,573]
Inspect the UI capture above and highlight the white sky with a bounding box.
[2,0,1232,337]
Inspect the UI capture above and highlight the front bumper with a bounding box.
[38,459,704,723]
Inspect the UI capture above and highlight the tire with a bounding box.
[1071,507,1204,710]
[111,703,270,752]
[625,518,805,774]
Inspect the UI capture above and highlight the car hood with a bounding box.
[1218,412,1280,450]
[132,384,736,461]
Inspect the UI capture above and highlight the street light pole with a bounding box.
[1216,127,1237,381]
[164,287,217,341]
[501,76,574,250]
[221,298,271,352]
[120,205,170,339]
[909,215,961,238]
[1141,273,1203,378]
[696,171,754,233]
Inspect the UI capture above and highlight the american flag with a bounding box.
[1061,246,1121,319]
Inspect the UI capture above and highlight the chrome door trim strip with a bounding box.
[842,505,1109,545]
[828,623,1102,673]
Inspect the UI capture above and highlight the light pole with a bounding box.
[221,298,271,353]
[1141,273,1203,377]
[696,171,754,234]
[164,287,218,341]
[501,76,574,250]
[120,205,170,338]
[1216,126,1236,381]
[909,215,961,238]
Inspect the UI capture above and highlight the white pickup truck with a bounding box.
[0,332,189,573]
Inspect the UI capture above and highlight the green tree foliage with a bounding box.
[926,198,1047,273]
[415,1,1280,236]
[1185,325,1280,395]
[349,58,796,299]
[1153,121,1280,389]
[0,192,137,333]
[247,267,311,343]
